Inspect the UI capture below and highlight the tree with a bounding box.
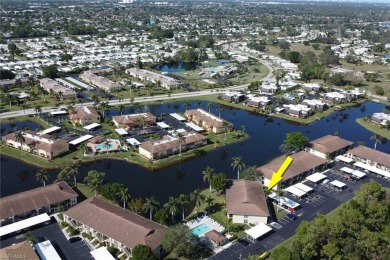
[178,194,190,221]
[143,197,160,221]
[154,208,169,225]
[100,183,126,204]
[280,132,309,153]
[14,131,25,152]
[231,157,246,180]
[275,189,285,212]
[202,166,215,193]
[128,197,144,214]
[62,162,80,187]
[164,196,179,224]
[328,73,346,86]
[177,132,186,156]
[190,189,205,214]
[83,170,105,196]
[42,65,59,79]
[8,43,18,61]
[288,51,301,63]
[118,187,131,209]
[240,166,261,181]
[278,40,290,50]
[0,69,15,80]
[222,121,230,141]
[36,169,50,186]
[207,102,213,112]
[99,101,109,119]
[131,245,157,260]
[118,104,125,116]
[370,133,383,150]
[34,105,42,117]
[204,195,213,211]
[162,224,200,258]
[210,173,227,194]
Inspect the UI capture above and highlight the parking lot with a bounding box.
[210,161,390,260]
[0,221,93,260]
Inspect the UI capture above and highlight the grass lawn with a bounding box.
[273,205,288,219]
[356,118,390,139]
[227,65,269,85]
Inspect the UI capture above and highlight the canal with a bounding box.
[1,101,389,203]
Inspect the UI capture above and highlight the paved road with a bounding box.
[0,85,248,119]
[209,163,390,260]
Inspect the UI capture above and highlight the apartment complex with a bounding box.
[39,78,76,99]
[139,131,207,160]
[184,109,229,134]
[69,106,101,126]
[112,113,156,129]
[126,68,181,90]
[80,71,122,92]
[64,197,167,257]
[2,130,69,159]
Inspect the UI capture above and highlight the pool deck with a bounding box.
[186,216,224,234]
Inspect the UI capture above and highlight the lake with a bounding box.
[154,62,197,73]
[1,101,389,204]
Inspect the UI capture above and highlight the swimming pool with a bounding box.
[191,223,213,236]
[95,143,113,150]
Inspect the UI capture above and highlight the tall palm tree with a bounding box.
[276,189,285,212]
[150,133,159,161]
[231,157,246,180]
[36,169,50,186]
[178,194,190,221]
[118,104,125,116]
[217,105,223,118]
[118,187,131,209]
[202,166,215,193]
[183,101,191,110]
[34,105,42,117]
[67,162,79,187]
[99,101,109,119]
[370,133,382,150]
[14,131,25,152]
[207,102,213,112]
[205,195,213,211]
[241,125,246,135]
[57,91,64,100]
[104,139,110,154]
[164,197,179,224]
[222,121,230,140]
[143,197,160,221]
[177,132,186,156]
[190,189,205,214]
[196,101,202,108]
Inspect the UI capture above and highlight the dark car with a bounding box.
[287,213,298,220]
[68,237,82,244]
[238,238,250,246]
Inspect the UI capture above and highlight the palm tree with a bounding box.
[118,104,125,116]
[150,133,159,161]
[36,169,50,186]
[231,157,246,180]
[177,132,186,156]
[276,189,285,212]
[217,105,223,117]
[57,91,64,100]
[222,121,230,141]
[14,131,25,152]
[196,101,202,108]
[207,102,213,112]
[241,125,246,135]
[205,195,213,211]
[99,101,109,118]
[104,140,110,154]
[164,197,179,224]
[178,194,190,221]
[118,187,131,209]
[190,189,205,214]
[67,162,79,187]
[370,133,383,150]
[202,166,215,193]
[143,197,160,221]
[34,105,42,117]
[183,101,191,110]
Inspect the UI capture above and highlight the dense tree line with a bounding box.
[271,182,390,259]
[147,26,174,40]
[65,24,98,35]
[12,24,49,38]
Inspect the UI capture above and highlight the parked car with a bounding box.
[322,179,330,184]
[287,213,298,220]
[258,251,270,260]
[237,238,250,246]
[68,237,82,243]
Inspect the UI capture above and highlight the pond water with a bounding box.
[1,101,389,204]
[0,120,42,137]
[154,62,197,73]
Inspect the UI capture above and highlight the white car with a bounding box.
[322,179,330,184]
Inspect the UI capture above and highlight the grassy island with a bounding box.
[356,118,390,139]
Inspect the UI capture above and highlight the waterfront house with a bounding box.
[346,145,390,172]
[246,96,270,108]
[0,181,78,226]
[69,106,100,126]
[64,197,167,257]
[371,113,390,126]
[258,151,327,189]
[301,99,328,111]
[306,135,354,159]
[226,180,269,225]
[139,131,207,160]
[220,91,246,103]
[2,130,69,159]
[184,109,230,134]
[112,113,156,129]
[324,92,347,102]
[283,104,313,118]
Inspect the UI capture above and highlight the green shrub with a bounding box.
[60,221,69,228]
[82,232,93,240]
[107,246,119,255]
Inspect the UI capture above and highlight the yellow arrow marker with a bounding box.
[267,156,293,190]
